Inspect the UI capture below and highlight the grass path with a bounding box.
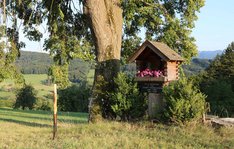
[0,108,234,149]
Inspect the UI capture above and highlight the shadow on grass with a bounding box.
[0,108,88,118]
[0,108,88,125]
[0,117,52,128]
[0,108,51,115]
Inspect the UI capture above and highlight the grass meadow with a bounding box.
[0,74,53,100]
[0,72,95,101]
[0,74,54,108]
[0,108,234,149]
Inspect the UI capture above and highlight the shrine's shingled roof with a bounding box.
[128,40,184,62]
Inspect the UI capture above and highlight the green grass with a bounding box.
[0,73,94,102]
[0,108,233,149]
[0,82,16,100]
[24,74,54,97]
[0,74,53,107]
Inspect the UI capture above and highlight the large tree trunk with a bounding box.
[84,0,123,122]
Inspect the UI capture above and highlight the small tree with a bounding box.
[14,84,37,110]
[162,78,206,124]
[58,83,90,112]
[109,73,147,121]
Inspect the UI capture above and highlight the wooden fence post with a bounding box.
[53,84,57,140]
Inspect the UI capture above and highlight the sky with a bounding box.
[192,0,234,51]
[20,0,234,52]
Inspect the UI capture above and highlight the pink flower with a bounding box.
[137,68,163,78]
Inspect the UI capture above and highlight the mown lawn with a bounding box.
[0,108,233,149]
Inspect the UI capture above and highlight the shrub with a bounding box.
[58,82,90,112]
[162,78,206,124]
[35,98,52,111]
[14,84,37,110]
[109,73,147,121]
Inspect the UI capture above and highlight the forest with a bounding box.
[16,51,91,82]
[16,50,211,80]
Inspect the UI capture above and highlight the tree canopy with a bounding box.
[8,0,205,64]
[203,42,234,85]
[122,0,204,62]
[0,1,24,84]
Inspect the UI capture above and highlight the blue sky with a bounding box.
[192,0,234,51]
[21,0,234,52]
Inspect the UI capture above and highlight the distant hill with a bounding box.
[16,50,214,78]
[182,50,223,76]
[16,51,52,74]
[198,50,223,59]
[183,58,212,76]
[16,51,91,82]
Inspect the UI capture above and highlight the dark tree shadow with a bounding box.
[0,117,51,128]
[0,108,88,125]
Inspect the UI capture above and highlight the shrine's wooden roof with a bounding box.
[128,40,184,62]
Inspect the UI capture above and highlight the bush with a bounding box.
[14,84,37,110]
[58,83,90,112]
[162,78,206,124]
[35,98,52,111]
[109,73,147,121]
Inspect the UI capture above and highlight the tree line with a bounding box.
[195,42,234,117]
[16,51,91,82]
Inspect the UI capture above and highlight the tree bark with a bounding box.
[84,0,123,122]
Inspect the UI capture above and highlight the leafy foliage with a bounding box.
[35,98,52,111]
[162,78,206,124]
[14,0,205,73]
[14,84,37,110]
[0,24,24,84]
[58,83,90,112]
[205,42,234,83]
[8,0,94,88]
[109,73,147,121]
[121,36,141,63]
[0,0,27,84]
[49,64,70,89]
[122,0,205,63]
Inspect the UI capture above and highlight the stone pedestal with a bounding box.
[148,93,164,118]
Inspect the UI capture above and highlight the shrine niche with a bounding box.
[128,40,184,118]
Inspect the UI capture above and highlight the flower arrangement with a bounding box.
[137,68,164,77]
